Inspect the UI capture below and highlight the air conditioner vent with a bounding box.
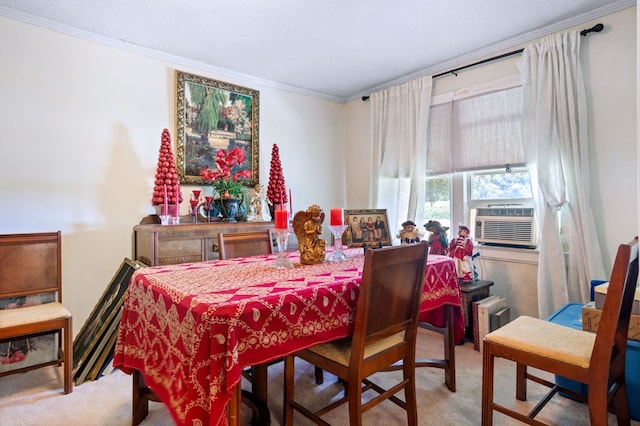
[473,208,537,248]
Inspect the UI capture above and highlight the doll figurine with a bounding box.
[424,220,449,255]
[397,220,422,244]
[247,184,271,222]
[449,224,474,281]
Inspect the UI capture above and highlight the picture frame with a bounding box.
[0,293,57,374]
[73,258,146,383]
[342,209,392,248]
[175,70,260,186]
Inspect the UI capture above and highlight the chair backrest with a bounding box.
[0,231,62,302]
[350,242,429,360]
[590,238,639,381]
[218,230,274,260]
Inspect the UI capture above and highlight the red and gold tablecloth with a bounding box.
[113,248,462,425]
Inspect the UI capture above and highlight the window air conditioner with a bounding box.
[473,207,537,248]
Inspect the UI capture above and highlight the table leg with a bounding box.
[442,304,456,391]
[132,369,151,426]
[251,364,269,401]
[228,384,241,426]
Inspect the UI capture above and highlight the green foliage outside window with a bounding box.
[425,177,450,227]
[471,170,532,200]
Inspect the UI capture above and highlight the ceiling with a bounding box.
[0,0,633,102]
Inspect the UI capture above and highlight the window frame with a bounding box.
[467,166,533,210]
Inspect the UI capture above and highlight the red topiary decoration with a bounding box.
[266,143,288,208]
[151,129,183,209]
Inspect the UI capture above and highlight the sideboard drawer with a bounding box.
[157,238,203,260]
[133,221,282,266]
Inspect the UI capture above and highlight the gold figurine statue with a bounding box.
[293,204,326,264]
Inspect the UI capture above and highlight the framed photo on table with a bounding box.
[175,70,260,186]
[342,209,392,248]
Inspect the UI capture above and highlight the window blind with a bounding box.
[427,86,525,174]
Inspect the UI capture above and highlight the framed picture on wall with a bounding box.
[175,70,260,186]
[342,209,392,248]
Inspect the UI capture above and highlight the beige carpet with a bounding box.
[1,329,637,425]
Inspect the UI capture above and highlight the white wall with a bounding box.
[0,16,346,334]
[345,7,638,318]
[0,6,636,332]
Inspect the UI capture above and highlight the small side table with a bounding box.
[459,279,494,340]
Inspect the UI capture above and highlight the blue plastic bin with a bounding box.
[547,302,640,420]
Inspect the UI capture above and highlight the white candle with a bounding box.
[163,185,168,216]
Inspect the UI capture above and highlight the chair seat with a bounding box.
[486,315,595,369]
[306,334,404,366]
[0,302,71,328]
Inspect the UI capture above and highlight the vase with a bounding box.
[216,198,241,222]
[155,204,178,217]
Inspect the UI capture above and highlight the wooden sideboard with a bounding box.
[133,221,297,266]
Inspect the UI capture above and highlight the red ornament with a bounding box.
[151,129,183,206]
[266,144,288,207]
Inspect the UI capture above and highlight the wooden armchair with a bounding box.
[284,242,429,425]
[0,231,72,394]
[481,238,639,425]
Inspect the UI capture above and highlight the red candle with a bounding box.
[274,210,289,229]
[163,185,168,216]
[330,208,343,226]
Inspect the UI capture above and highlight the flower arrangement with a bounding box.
[199,146,252,199]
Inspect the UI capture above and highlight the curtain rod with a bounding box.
[361,22,604,101]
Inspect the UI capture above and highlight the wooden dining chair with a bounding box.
[217,229,276,425]
[481,238,639,425]
[284,242,429,426]
[217,229,274,260]
[0,231,73,394]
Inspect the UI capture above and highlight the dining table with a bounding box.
[113,247,464,426]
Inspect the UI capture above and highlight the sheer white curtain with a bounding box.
[518,31,605,318]
[370,76,432,240]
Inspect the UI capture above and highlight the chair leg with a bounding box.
[314,366,323,384]
[481,341,495,426]
[283,355,295,426]
[610,384,631,426]
[403,360,418,426]
[516,363,527,401]
[347,374,363,426]
[63,318,73,394]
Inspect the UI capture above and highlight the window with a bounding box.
[424,76,530,233]
[470,168,533,203]
[424,175,451,230]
